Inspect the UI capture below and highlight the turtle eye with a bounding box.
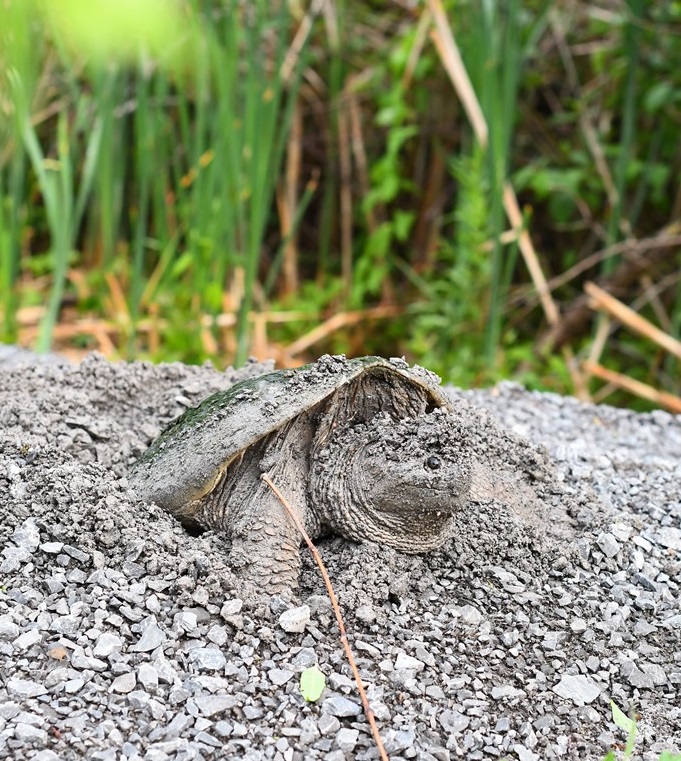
[425,455,441,470]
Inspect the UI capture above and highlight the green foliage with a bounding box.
[44,0,188,66]
[607,699,637,760]
[1,1,680,408]
[1,0,308,362]
[408,148,493,387]
[353,25,422,308]
[603,700,681,761]
[404,0,545,385]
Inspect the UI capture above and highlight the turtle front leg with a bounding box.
[195,469,308,593]
[227,477,305,593]
[195,418,316,594]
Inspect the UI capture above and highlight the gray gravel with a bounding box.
[0,355,680,760]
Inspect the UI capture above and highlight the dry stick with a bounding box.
[583,361,681,415]
[639,273,672,333]
[549,11,624,228]
[148,302,160,356]
[18,307,398,356]
[501,184,559,328]
[261,474,390,761]
[500,145,587,400]
[279,99,303,297]
[347,77,376,232]
[586,314,611,369]
[513,230,681,302]
[105,272,132,326]
[584,281,681,361]
[92,326,117,357]
[427,0,589,400]
[427,0,487,145]
[284,305,401,358]
[281,0,325,84]
[200,328,218,357]
[251,313,269,361]
[584,280,681,409]
[18,311,315,338]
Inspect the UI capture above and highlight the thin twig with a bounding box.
[502,171,588,399]
[427,0,488,145]
[583,361,681,414]
[281,0,325,83]
[585,281,681,362]
[549,11,624,228]
[279,99,303,296]
[346,78,375,231]
[402,8,431,89]
[261,474,389,761]
[501,183,559,328]
[284,305,400,358]
[338,90,353,303]
[513,230,681,302]
[638,273,671,333]
[18,305,400,365]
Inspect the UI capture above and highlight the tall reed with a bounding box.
[2,0,308,362]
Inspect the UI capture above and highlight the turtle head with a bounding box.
[312,410,471,553]
[363,444,467,516]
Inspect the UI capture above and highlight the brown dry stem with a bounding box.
[585,281,681,362]
[261,474,389,761]
[583,361,681,414]
[17,302,399,367]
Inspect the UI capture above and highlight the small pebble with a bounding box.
[278,605,310,633]
[322,695,362,717]
[552,674,601,705]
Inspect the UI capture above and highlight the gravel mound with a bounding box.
[0,355,680,760]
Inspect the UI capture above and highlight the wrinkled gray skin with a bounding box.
[129,355,473,591]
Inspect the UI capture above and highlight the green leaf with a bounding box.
[393,210,415,242]
[300,666,325,703]
[644,81,672,114]
[611,700,635,734]
[611,699,637,759]
[610,700,636,734]
[170,252,194,278]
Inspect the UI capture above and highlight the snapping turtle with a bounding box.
[129,355,473,590]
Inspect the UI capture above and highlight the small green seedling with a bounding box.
[606,699,637,760]
[299,666,325,703]
[611,700,636,735]
[604,700,681,761]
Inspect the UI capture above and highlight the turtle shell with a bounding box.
[129,354,452,513]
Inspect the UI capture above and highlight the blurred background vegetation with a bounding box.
[1,0,680,411]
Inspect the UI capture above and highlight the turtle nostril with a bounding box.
[425,455,441,470]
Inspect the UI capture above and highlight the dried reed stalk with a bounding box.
[284,305,401,358]
[585,281,681,361]
[338,91,354,300]
[583,361,681,414]
[279,98,303,296]
[261,474,389,761]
